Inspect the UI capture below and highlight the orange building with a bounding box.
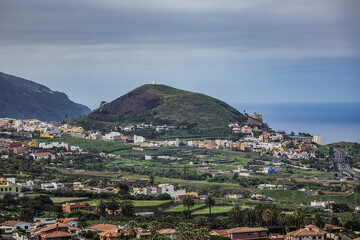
[62,203,92,213]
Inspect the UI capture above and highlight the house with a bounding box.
[62,203,92,213]
[98,228,129,240]
[0,221,31,231]
[58,218,78,227]
[211,227,268,240]
[286,225,327,240]
[157,229,177,239]
[310,201,334,208]
[86,224,118,233]
[132,184,186,198]
[0,179,21,195]
[33,223,74,240]
[31,152,55,160]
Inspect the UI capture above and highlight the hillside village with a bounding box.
[1,116,360,240]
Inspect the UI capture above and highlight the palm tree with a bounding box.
[243,207,255,226]
[294,207,307,229]
[278,213,287,235]
[176,223,195,240]
[229,204,243,224]
[126,220,138,239]
[194,216,208,229]
[182,195,195,219]
[19,208,34,222]
[193,228,210,240]
[97,199,106,215]
[205,196,216,216]
[254,204,266,225]
[148,221,161,235]
[262,209,272,228]
[120,200,135,217]
[107,198,119,216]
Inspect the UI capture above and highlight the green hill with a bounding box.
[0,71,91,121]
[74,84,246,137]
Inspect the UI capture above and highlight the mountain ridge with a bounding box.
[74,84,246,137]
[0,71,91,121]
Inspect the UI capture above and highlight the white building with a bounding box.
[134,135,145,144]
[313,135,321,145]
[104,132,121,141]
[310,201,334,208]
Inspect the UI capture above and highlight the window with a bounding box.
[9,187,12,191]
[5,188,7,191]
[16,187,19,192]
[1,188,3,192]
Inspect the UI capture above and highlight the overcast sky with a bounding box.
[0,0,359,109]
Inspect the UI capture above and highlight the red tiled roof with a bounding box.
[0,221,23,226]
[58,218,78,224]
[98,228,128,237]
[287,227,327,237]
[41,231,74,238]
[212,229,231,237]
[40,223,68,232]
[228,227,268,233]
[32,152,54,157]
[87,224,118,231]
[324,224,344,230]
[157,229,176,235]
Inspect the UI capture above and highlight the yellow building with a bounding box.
[72,127,84,133]
[186,192,198,198]
[0,179,20,195]
[28,140,39,148]
[40,132,54,138]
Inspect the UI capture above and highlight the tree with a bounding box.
[243,207,255,226]
[126,220,138,239]
[294,207,307,229]
[120,200,135,217]
[149,174,155,186]
[99,101,107,107]
[314,213,325,228]
[148,221,161,235]
[329,147,334,158]
[107,198,119,216]
[205,196,216,216]
[262,209,272,227]
[182,195,195,219]
[97,199,106,215]
[229,205,243,224]
[19,208,34,222]
[278,213,287,235]
[194,216,208,229]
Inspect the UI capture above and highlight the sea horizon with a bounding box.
[232,101,360,144]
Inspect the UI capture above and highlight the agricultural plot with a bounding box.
[193,205,234,215]
[165,203,205,213]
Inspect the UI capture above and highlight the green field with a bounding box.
[84,199,172,207]
[165,203,205,213]
[193,205,234,215]
[50,197,89,204]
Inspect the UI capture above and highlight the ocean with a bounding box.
[232,102,360,144]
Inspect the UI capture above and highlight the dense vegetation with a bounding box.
[73,84,246,137]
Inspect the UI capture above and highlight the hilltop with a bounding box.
[74,84,246,137]
[0,72,91,121]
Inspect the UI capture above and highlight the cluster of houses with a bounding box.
[0,116,321,161]
[0,218,344,240]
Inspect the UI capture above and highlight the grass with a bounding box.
[83,199,172,207]
[132,200,172,207]
[50,197,89,204]
[165,203,205,213]
[193,205,234,215]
